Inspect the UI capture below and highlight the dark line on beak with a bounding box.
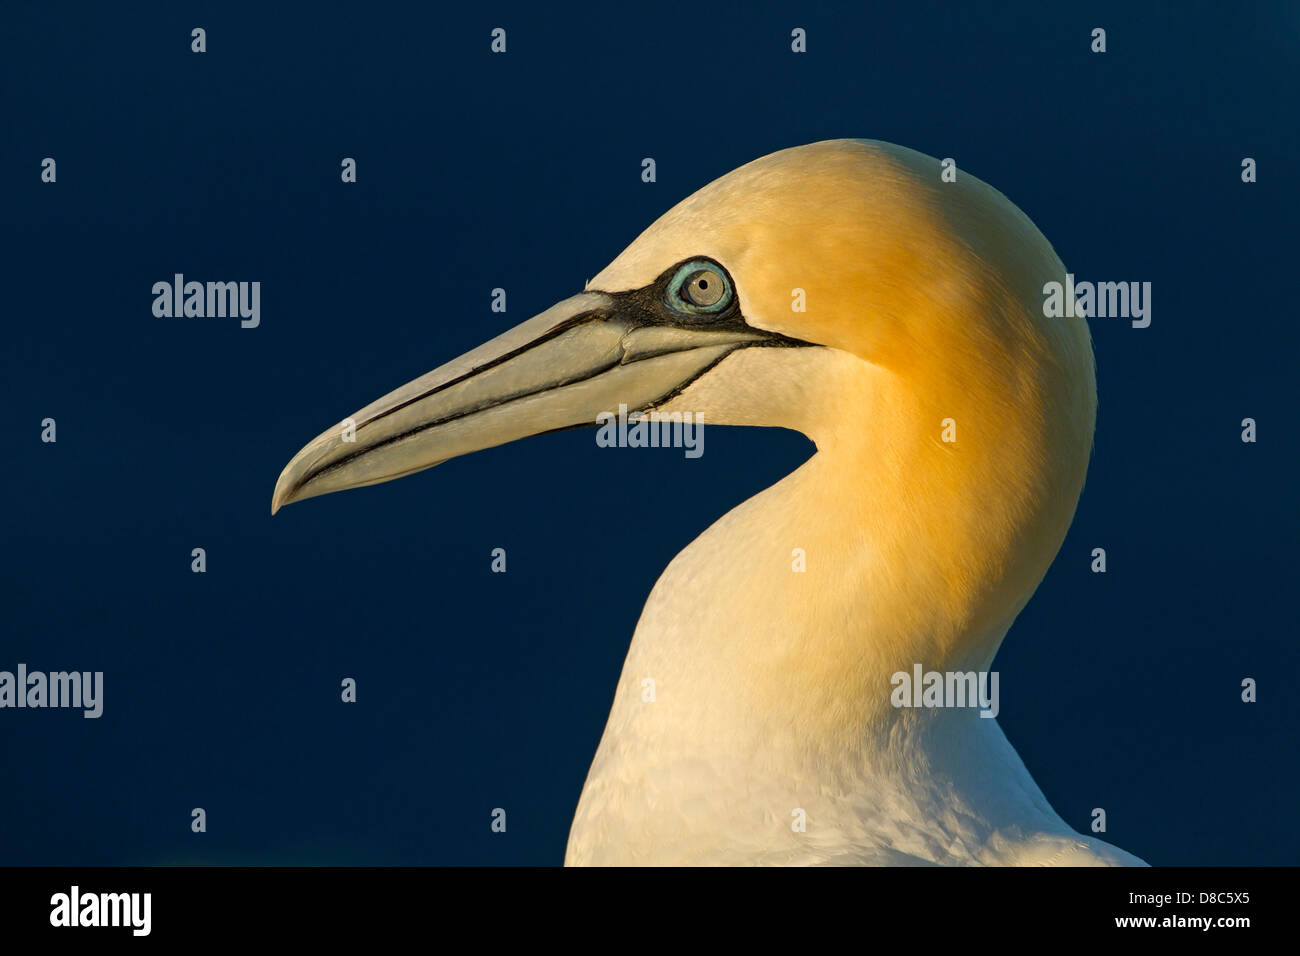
[350,310,610,432]
[286,343,623,500]
[302,333,812,491]
[290,334,815,502]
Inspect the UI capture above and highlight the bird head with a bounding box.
[273,139,1095,621]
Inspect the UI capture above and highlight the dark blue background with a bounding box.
[3,1,1296,865]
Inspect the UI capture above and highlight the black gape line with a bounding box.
[288,256,813,498]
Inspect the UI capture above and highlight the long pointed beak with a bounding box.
[271,291,770,514]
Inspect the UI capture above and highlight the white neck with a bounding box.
[565,348,1138,866]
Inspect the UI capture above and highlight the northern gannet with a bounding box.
[272,140,1146,866]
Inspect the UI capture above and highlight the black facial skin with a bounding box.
[583,255,812,344]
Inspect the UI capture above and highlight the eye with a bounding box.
[665,259,734,317]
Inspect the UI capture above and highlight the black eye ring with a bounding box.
[664,259,734,318]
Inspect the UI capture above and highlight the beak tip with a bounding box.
[271,467,297,516]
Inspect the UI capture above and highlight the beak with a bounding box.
[271,290,774,513]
